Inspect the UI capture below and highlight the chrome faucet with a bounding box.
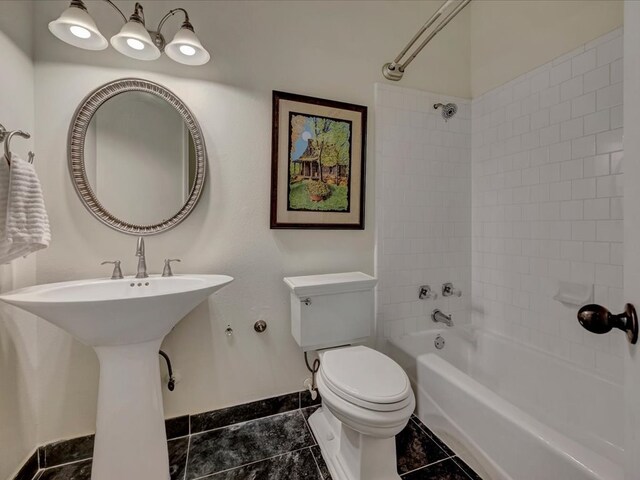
[135,236,148,278]
[432,309,453,327]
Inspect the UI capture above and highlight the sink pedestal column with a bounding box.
[92,338,170,480]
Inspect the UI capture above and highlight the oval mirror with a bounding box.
[69,78,206,235]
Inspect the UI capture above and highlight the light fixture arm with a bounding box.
[156,8,193,34]
[100,1,145,25]
[131,3,145,25]
[101,0,128,24]
[100,1,187,30]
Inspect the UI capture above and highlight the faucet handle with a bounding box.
[101,260,124,280]
[442,282,462,297]
[418,285,436,300]
[162,259,181,277]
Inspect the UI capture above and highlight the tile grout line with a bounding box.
[34,456,91,473]
[182,434,191,480]
[300,408,319,447]
[190,408,308,436]
[188,445,313,480]
[40,436,191,475]
[409,417,454,457]
[188,391,303,433]
[404,418,480,480]
[189,405,304,437]
[399,456,457,478]
[450,456,480,480]
[308,448,325,480]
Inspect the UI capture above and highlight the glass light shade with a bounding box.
[165,27,210,66]
[48,4,108,50]
[110,20,160,61]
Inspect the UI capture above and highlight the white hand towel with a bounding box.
[0,154,51,264]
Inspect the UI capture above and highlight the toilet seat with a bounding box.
[319,346,413,412]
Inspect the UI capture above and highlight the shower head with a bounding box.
[434,102,457,121]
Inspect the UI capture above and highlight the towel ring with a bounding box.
[0,123,35,167]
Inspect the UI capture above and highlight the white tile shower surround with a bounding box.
[375,28,624,384]
[374,84,472,343]
[472,27,625,384]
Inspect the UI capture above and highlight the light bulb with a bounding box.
[126,38,145,50]
[179,45,196,56]
[69,25,91,39]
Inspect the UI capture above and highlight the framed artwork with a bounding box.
[270,90,367,229]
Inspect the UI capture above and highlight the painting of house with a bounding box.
[287,112,352,212]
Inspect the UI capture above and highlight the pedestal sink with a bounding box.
[0,274,233,480]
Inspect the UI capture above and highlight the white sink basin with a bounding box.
[0,274,233,480]
[0,274,233,346]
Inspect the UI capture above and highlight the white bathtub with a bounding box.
[387,327,623,480]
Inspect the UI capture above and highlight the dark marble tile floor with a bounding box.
[13,451,38,480]
[24,394,482,480]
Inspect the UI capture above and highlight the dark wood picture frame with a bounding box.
[270,90,367,229]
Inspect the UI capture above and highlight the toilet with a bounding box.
[284,272,415,480]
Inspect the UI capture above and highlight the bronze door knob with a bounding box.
[577,303,638,344]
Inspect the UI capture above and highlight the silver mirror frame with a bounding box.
[68,78,207,235]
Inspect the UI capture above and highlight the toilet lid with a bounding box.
[320,346,412,411]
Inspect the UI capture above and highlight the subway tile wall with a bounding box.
[374,84,472,343]
[471,28,625,383]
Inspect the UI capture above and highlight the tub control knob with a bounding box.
[577,303,638,344]
[254,320,267,333]
[442,282,462,297]
[419,285,435,300]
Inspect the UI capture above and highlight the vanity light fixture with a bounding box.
[48,0,211,66]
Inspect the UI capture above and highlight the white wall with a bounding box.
[29,0,472,444]
[375,84,471,342]
[470,0,623,97]
[472,28,625,383]
[0,2,39,478]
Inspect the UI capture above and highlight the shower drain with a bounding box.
[434,335,445,350]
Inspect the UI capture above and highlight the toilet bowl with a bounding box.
[307,345,415,480]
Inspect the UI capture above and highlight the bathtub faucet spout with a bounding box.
[432,309,453,327]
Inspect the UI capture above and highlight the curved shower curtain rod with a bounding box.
[382,0,472,81]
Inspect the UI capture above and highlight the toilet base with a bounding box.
[308,406,401,480]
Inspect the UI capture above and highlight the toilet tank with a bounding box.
[284,272,377,351]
